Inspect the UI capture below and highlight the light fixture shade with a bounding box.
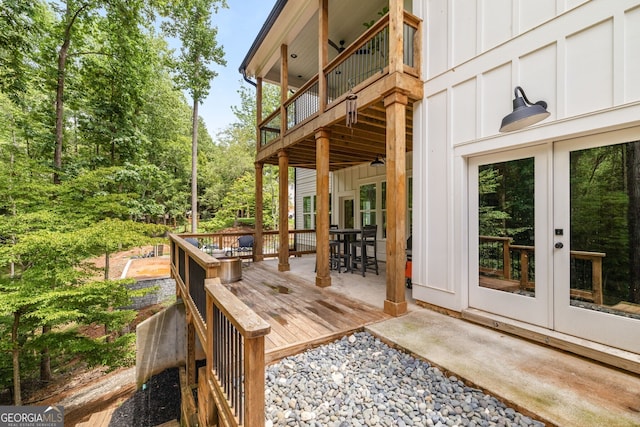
[370,156,385,167]
[499,87,550,133]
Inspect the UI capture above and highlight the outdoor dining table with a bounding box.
[329,228,362,272]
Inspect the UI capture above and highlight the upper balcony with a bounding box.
[240,0,423,171]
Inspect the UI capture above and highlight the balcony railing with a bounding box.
[258,11,422,147]
[325,19,389,103]
[285,77,319,130]
[479,236,605,304]
[260,109,281,147]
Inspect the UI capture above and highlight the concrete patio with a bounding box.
[263,255,640,427]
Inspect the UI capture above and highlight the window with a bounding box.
[303,196,315,229]
[359,183,376,226]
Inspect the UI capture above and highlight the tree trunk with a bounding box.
[54,2,89,184]
[627,141,640,303]
[191,97,199,233]
[40,325,52,382]
[54,32,69,185]
[12,312,21,406]
[104,251,110,280]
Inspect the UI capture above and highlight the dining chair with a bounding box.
[315,225,342,272]
[329,224,342,271]
[350,224,379,276]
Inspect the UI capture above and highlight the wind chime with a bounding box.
[346,86,358,127]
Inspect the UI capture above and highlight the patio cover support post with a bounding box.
[256,77,262,154]
[255,162,264,261]
[318,0,328,113]
[384,91,408,317]
[316,128,331,288]
[280,44,288,133]
[278,150,290,271]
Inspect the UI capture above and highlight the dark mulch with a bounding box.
[109,368,180,427]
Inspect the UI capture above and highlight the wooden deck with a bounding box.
[224,262,391,363]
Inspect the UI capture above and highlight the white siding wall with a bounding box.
[295,168,321,230]
[413,0,640,310]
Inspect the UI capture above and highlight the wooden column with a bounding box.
[318,0,328,113]
[389,0,404,74]
[278,151,290,271]
[316,128,331,288]
[280,44,288,134]
[254,162,264,261]
[256,77,263,153]
[384,91,408,317]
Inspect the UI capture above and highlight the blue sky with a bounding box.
[201,0,276,136]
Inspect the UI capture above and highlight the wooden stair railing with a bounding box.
[169,233,271,427]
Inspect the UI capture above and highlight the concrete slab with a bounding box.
[366,310,640,427]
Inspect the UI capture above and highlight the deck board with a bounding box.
[224,262,390,363]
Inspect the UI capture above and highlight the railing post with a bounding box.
[519,251,529,289]
[592,257,604,305]
[503,239,511,280]
[389,0,404,74]
[244,336,266,427]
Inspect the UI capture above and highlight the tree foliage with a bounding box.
[0,0,271,403]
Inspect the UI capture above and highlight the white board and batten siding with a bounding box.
[412,0,640,310]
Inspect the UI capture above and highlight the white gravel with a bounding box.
[265,332,544,427]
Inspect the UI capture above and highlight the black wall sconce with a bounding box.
[499,86,550,132]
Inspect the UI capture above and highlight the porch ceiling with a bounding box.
[259,100,413,172]
[242,0,389,89]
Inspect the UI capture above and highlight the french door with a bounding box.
[470,129,640,353]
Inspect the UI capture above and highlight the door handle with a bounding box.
[554,242,564,249]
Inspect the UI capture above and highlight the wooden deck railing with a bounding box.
[258,10,422,147]
[285,77,319,131]
[182,229,318,260]
[479,236,605,304]
[259,108,281,147]
[169,233,270,427]
[205,280,270,426]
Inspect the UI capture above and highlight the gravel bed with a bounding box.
[265,332,544,427]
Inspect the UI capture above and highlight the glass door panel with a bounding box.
[479,158,535,297]
[341,197,354,229]
[469,146,550,327]
[555,133,640,353]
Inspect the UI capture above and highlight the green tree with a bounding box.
[160,0,227,232]
[0,222,160,405]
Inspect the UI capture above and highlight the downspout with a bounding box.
[241,68,257,87]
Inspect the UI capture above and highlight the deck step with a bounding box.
[75,407,115,427]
